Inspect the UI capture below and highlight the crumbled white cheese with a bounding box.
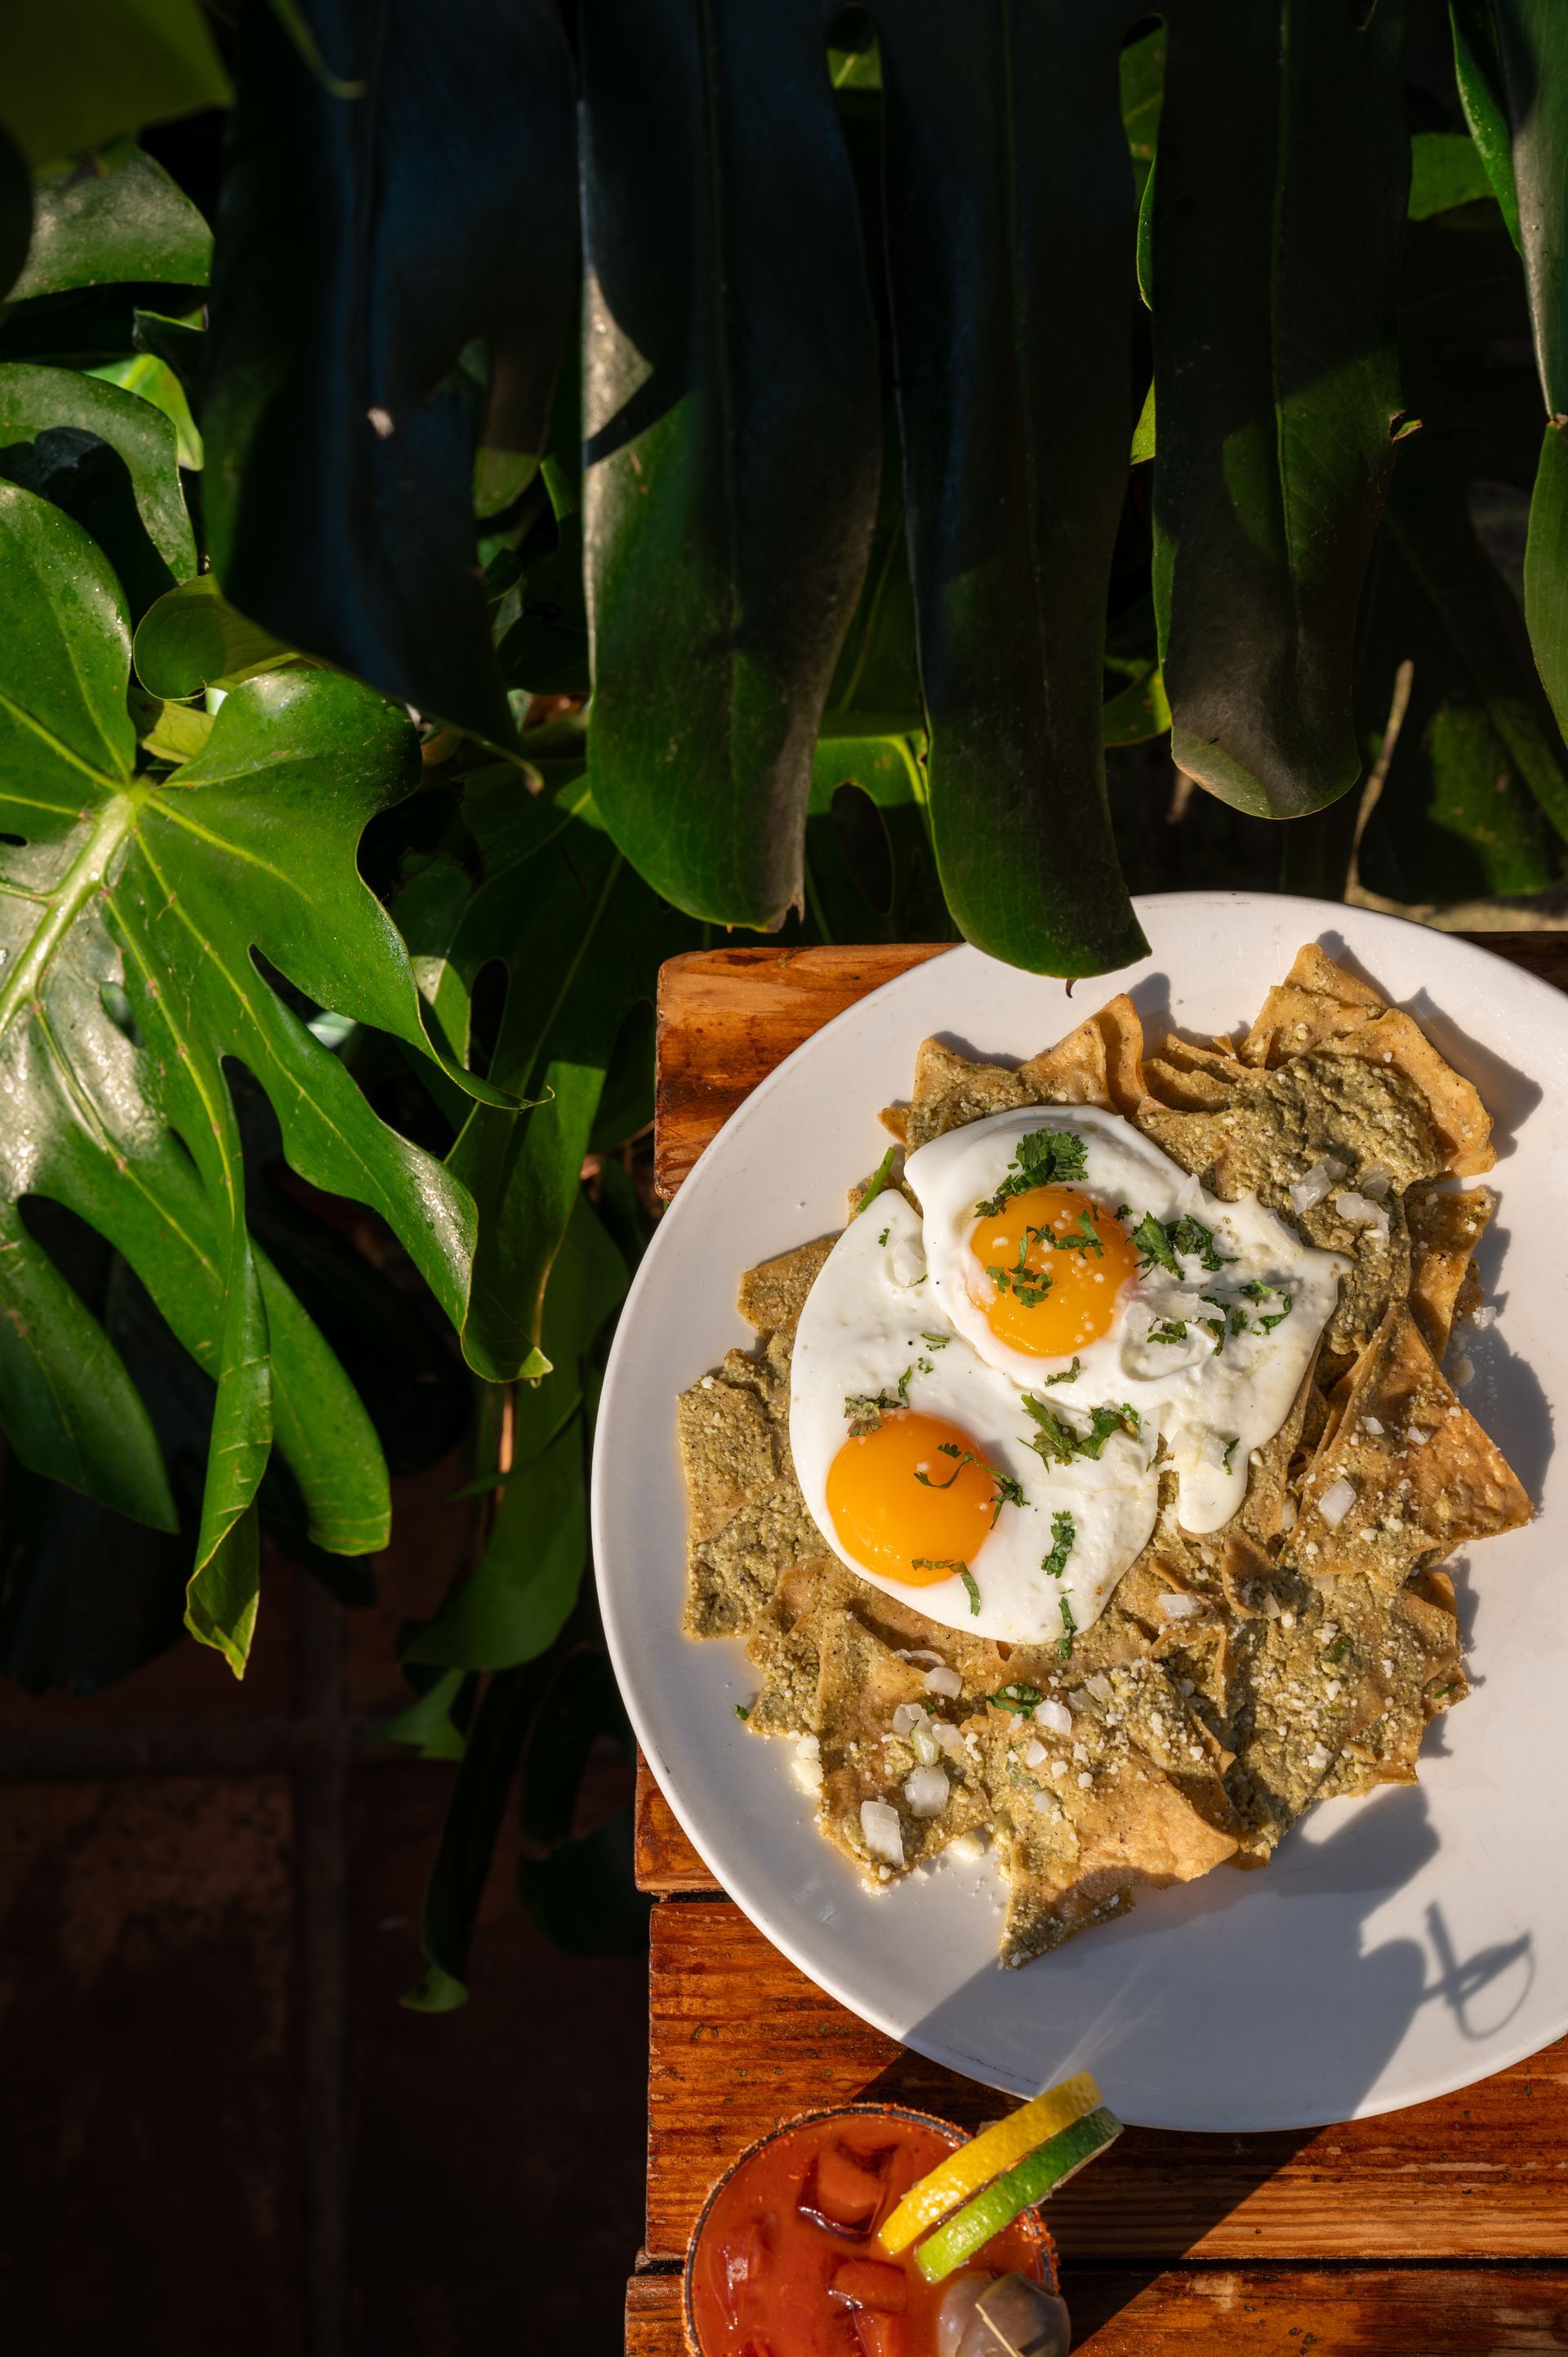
[903,1766,949,1819]
[860,1799,904,1867]
[922,1664,963,1700]
[1033,1698,1071,1736]
[1317,1477,1356,1529]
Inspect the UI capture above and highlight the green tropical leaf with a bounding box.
[580,0,883,929]
[1409,130,1494,221]
[4,2,229,171]
[204,0,577,745]
[133,573,296,697]
[0,358,194,617]
[1152,0,1410,820]
[0,483,493,1670]
[875,0,1145,974]
[1450,0,1522,248]
[11,145,211,300]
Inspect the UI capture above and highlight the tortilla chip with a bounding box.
[1017,1012,1116,1109]
[737,1236,835,1336]
[814,1612,993,1876]
[1407,1185,1494,1361]
[1241,946,1492,1177]
[1294,1306,1532,1588]
[677,1375,779,1546]
[976,1664,1236,1966]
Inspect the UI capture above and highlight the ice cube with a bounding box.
[721,2213,776,2326]
[830,2259,908,2314]
[853,2314,907,2357]
[800,2139,894,2239]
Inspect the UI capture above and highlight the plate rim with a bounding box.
[593,890,1568,2127]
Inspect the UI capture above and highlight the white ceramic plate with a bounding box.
[593,893,1566,2130]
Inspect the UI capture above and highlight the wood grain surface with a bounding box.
[626,2266,1568,2355]
[633,932,1568,2355]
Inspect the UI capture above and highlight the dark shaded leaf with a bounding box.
[205,0,577,745]
[516,1806,651,1957]
[518,1647,631,1847]
[11,145,212,301]
[134,573,295,696]
[580,0,882,928]
[1450,0,1521,247]
[876,0,1145,974]
[0,127,30,305]
[1409,129,1494,219]
[0,359,193,616]
[404,1660,546,2008]
[4,5,229,171]
[1152,0,1410,818]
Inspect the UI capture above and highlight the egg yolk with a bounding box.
[825,1410,1000,1587]
[968,1185,1139,1357]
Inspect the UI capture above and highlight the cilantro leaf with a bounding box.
[1056,1594,1078,1659]
[858,1147,897,1214]
[1222,1436,1240,1473]
[1042,1510,1075,1579]
[1147,1317,1188,1344]
[921,1332,950,1349]
[1043,1357,1080,1385]
[1132,1210,1179,1274]
[1073,1402,1142,1459]
[986,1680,1045,1711]
[1020,1392,1078,1466]
[960,1568,982,1615]
[974,1127,1089,1219]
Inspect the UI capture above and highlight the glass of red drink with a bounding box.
[684,2102,1059,2357]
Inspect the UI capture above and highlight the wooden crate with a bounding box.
[632,937,1568,2353]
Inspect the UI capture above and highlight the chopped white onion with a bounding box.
[923,1663,964,1700]
[1279,1496,1298,1531]
[1467,1303,1498,1330]
[1158,1591,1205,1621]
[791,1756,823,1793]
[1407,1426,1432,1447]
[897,1647,947,1668]
[930,1719,965,1758]
[890,1702,928,1738]
[889,1240,926,1289]
[1359,1165,1392,1201]
[861,1799,905,1865]
[1317,1476,1357,1528]
[1085,1673,1115,1703]
[1290,1155,1348,1214]
[911,1725,942,1769]
[1175,1169,1206,1214]
[1033,1698,1072,1736]
[1362,1415,1384,1437]
[902,1767,949,1819]
[1022,1739,1049,1769]
[1333,1189,1391,1244]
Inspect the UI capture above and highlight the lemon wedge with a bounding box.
[875,2070,1102,2254]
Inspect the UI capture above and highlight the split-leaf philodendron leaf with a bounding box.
[0,482,493,1674]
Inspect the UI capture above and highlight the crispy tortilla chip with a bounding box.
[902,1037,1040,1151]
[737,1236,835,1336]
[1294,1306,1531,1588]
[1016,1011,1116,1109]
[676,1375,779,1547]
[973,1662,1236,1966]
[1241,945,1493,1177]
[813,1612,992,1876]
[1407,1184,1494,1361]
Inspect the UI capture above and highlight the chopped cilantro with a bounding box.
[1133,1208,1235,1276]
[735,1704,750,1720]
[844,1365,915,1433]
[914,1441,972,1489]
[858,1147,897,1214]
[1074,1402,1142,1459]
[1222,1436,1240,1473]
[960,1568,982,1615]
[877,1226,889,1247]
[986,1681,1045,1712]
[914,1556,969,1576]
[1042,1510,1075,1580]
[1022,1394,1140,1467]
[991,1471,1027,1515]
[1131,1210,1179,1275]
[974,1126,1089,1219]
[1056,1595,1078,1660]
[1326,1634,1351,1664]
[1259,1295,1294,1332]
[1432,1679,1461,1700]
[1043,1357,1080,1385]
[988,1225,1054,1308]
[921,1332,950,1350]
[1054,1206,1104,1258]
[1116,1203,1132,1221]
[1147,1317,1189,1344]
[914,1442,1022,1528]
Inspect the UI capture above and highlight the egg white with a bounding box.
[906,1106,1348,1540]
[789,1192,1158,1645]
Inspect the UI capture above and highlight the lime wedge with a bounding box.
[877,2071,1102,2255]
[913,2105,1124,2283]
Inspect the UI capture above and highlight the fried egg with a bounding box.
[908,1107,1347,1538]
[788,1107,1347,1648]
[790,1192,1158,1646]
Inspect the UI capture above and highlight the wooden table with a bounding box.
[628,938,1568,2356]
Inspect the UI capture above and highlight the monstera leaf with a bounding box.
[0,483,491,1673]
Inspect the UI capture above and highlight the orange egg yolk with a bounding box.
[825,1410,1000,1587]
[968,1185,1139,1357]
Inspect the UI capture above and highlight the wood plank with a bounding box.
[644,1904,1568,2265]
[626,2264,1568,2355]
[654,944,949,1198]
[635,1757,715,1894]
[653,933,1568,1200]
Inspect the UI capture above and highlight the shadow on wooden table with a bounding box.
[857,1784,1535,2344]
